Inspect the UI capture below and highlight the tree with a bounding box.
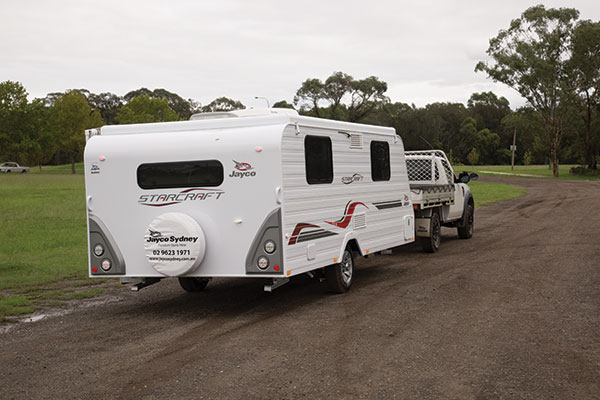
[568,20,600,169]
[18,99,55,171]
[467,147,480,165]
[467,91,511,134]
[347,76,389,122]
[0,80,29,162]
[88,92,123,125]
[476,5,580,177]
[456,117,479,162]
[200,97,245,112]
[272,100,295,109]
[294,78,325,117]
[125,88,197,120]
[116,95,180,124]
[50,90,104,174]
[293,72,389,122]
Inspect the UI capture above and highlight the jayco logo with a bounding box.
[145,230,199,244]
[229,160,256,178]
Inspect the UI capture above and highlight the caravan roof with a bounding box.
[97,108,396,137]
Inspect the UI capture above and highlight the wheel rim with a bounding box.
[341,251,353,286]
[432,218,441,248]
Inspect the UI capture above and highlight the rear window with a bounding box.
[305,135,333,184]
[137,160,223,189]
[370,141,390,181]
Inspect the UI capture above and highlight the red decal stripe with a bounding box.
[325,202,367,229]
[141,202,180,207]
[179,188,211,193]
[288,223,319,245]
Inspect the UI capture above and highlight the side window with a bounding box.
[370,141,390,181]
[305,135,333,184]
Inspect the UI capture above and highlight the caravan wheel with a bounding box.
[325,248,354,293]
[178,277,210,292]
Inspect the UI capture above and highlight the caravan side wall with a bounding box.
[281,124,414,277]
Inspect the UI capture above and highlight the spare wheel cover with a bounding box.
[144,212,206,276]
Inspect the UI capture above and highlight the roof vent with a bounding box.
[350,134,363,149]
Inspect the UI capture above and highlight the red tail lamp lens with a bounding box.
[274,265,280,272]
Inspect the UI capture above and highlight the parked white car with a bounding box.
[0,162,30,173]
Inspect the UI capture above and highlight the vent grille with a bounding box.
[354,213,367,229]
[350,134,363,149]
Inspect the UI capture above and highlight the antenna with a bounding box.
[254,96,270,108]
[419,136,435,150]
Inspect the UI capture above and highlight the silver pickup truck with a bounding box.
[0,162,30,173]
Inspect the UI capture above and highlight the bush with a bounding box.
[569,166,600,176]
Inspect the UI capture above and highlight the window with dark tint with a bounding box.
[371,141,390,181]
[137,160,223,189]
[305,135,333,184]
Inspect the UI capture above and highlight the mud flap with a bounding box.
[415,218,431,237]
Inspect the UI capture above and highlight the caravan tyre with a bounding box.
[178,277,209,292]
[326,249,353,293]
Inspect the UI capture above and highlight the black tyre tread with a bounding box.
[420,212,441,253]
[178,277,209,292]
[325,249,353,294]
[457,203,474,239]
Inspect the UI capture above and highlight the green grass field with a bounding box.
[468,180,527,208]
[28,163,85,174]
[472,164,600,180]
[0,164,528,322]
[0,173,108,321]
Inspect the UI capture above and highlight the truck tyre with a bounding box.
[457,202,474,239]
[418,212,441,253]
[178,277,209,292]
[325,248,354,293]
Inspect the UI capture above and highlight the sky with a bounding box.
[1,0,599,110]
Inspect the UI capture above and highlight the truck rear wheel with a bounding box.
[418,212,441,253]
[457,203,474,239]
[178,277,210,292]
[325,248,354,293]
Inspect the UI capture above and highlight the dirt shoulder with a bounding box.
[1,177,599,399]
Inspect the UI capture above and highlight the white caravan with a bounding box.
[84,109,417,293]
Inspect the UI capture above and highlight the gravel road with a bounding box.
[1,177,599,399]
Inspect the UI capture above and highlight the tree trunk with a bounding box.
[38,164,42,172]
[71,157,76,174]
[551,148,559,177]
[545,116,561,178]
[585,102,596,170]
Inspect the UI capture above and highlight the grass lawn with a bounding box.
[468,180,527,208]
[0,163,527,322]
[0,173,108,322]
[471,164,600,180]
[28,162,85,174]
